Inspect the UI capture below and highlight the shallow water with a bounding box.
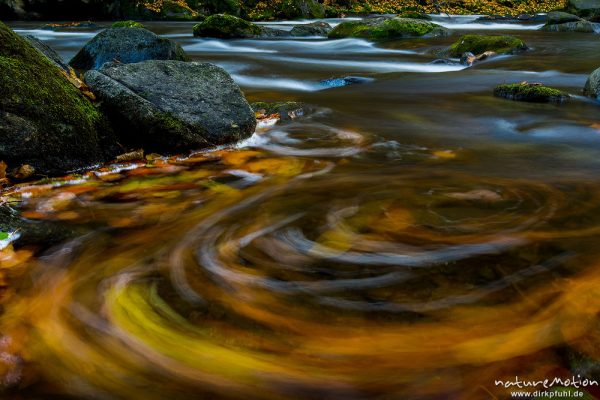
[5,16,600,399]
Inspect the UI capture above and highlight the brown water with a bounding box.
[4,16,600,399]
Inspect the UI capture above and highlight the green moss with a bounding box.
[397,11,432,20]
[328,17,443,40]
[192,14,261,38]
[250,101,304,115]
[0,21,109,175]
[449,34,527,57]
[112,20,145,28]
[154,112,188,131]
[493,83,570,103]
[0,24,101,134]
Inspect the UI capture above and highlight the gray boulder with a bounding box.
[541,20,600,32]
[584,67,600,98]
[70,28,189,71]
[84,60,256,152]
[259,26,291,37]
[290,21,332,37]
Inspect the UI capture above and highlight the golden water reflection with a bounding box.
[2,132,600,399]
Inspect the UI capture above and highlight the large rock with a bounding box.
[290,21,332,37]
[193,14,262,38]
[541,20,600,32]
[447,34,527,58]
[84,60,256,152]
[192,14,290,38]
[583,67,600,98]
[328,17,450,40]
[546,11,582,24]
[70,27,189,71]
[0,22,112,176]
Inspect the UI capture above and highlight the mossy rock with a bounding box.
[0,21,113,176]
[193,14,262,38]
[328,17,450,40]
[545,11,582,24]
[541,20,600,32]
[112,20,145,28]
[494,83,570,103]
[448,34,527,57]
[397,11,432,20]
[279,0,325,19]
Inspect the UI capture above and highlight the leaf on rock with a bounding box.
[116,149,145,162]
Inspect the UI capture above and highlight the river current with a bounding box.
[4,15,600,399]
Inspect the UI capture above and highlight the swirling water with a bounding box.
[5,16,600,399]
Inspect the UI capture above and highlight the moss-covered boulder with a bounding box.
[84,60,256,152]
[583,67,600,99]
[290,21,332,37]
[541,20,600,32]
[448,34,527,57]
[70,27,189,71]
[0,22,113,176]
[545,11,582,24]
[397,11,432,20]
[493,83,570,103]
[112,20,145,28]
[328,17,450,40]
[193,14,262,38]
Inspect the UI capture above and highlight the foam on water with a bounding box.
[14,29,99,39]
[436,22,544,30]
[183,38,416,55]
[183,39,277,53]
[263,55,469,73]
[230,74,325,91]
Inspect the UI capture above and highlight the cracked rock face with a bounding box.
[85,60,256,153]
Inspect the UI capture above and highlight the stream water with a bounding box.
[4,16,600,399]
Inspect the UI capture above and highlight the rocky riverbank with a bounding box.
[1,0,571,21]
